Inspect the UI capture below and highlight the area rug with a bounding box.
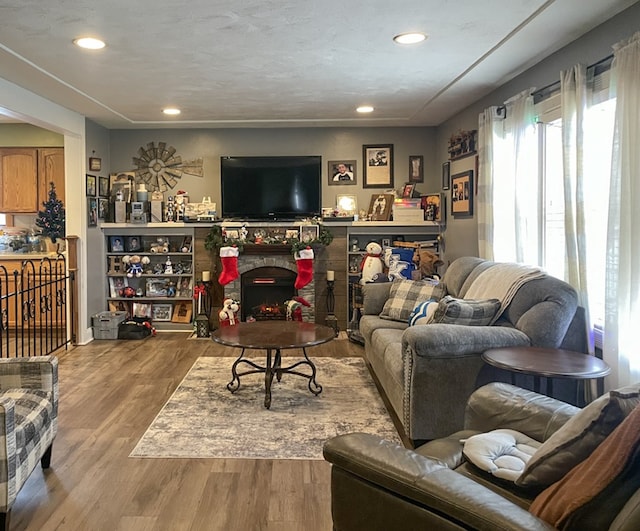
[130,356,400,460]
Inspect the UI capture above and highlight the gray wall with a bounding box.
[434,1,640,265]
[108,127,437,216]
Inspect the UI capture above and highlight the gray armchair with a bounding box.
[0,355,58,531]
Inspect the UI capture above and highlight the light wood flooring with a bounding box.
[12,332,367,531]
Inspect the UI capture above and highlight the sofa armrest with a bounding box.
[323,433,555,531]
[465,382,580,441]
[403,323,530,358]
[0,356,59,417]
[362,283,392,315]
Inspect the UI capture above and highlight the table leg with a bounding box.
[227,348,247,393]
[302,347,322,395]
[264,348,274,409]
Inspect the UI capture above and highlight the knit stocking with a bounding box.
[218,246,239,286]
[294,247,314,290]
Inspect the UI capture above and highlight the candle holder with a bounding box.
[325,279,339,337]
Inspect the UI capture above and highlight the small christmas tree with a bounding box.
[36,182,65,243]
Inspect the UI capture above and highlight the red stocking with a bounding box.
[294,247,314,290]
[218,246,239,286]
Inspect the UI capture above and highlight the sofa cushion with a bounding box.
[529,403,640,530]
[516,383,640,489]
[408,300,438,326]
[430,296,501,326]
[379,279,445,322]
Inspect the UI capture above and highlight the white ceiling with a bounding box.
[0,0,636,129]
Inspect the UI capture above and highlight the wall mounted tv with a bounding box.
[221,156,322,220]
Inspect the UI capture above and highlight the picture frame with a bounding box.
[98,198,108,220]
[442,161,451,190]
[402,183,416,198]
[178,277,193,297]
[109,236,125,252]
[132,302,152,319]
[89,157,102,171]
[421,193,445,223]
[299,225,319,243]
[109,277,128,298]
[146,278,169,297]
[98,176,109,198]
[336,194,357,216]
[363,144,394,188]
[171,301,193,323]
[125,236,142,252]
[328,160,357,185]
[451,170,474,217]
[381,238,391,248]
[86,174,97,197]
[109,300,130,315]
[88,198,98,227]
[109,172,134,202]
[152,303,173,322]
[409,155,424,183]
[367,193,394,221]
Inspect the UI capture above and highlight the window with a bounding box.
[536,86,615,341]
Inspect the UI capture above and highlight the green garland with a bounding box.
[204,225,333,255]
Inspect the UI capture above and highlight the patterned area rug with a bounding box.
[130,356,399,460]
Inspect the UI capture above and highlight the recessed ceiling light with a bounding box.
[73,37,106,50]
[393,32,427,45]
[162,108,181,115]
[356,106,374,113]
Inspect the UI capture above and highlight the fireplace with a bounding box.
[241,267,296,321]
[223,252,315,323]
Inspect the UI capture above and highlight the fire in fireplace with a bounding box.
[241,266,296,321]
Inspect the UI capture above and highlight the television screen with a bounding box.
[221,156,321,220]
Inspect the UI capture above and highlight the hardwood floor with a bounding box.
[12,332,366,531]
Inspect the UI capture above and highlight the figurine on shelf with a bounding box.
[164,257,173,274]
[360,241,384,284]
[122,255,150,278]
[166,280,176,297]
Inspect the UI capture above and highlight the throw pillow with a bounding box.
[408,300,438,326]
[379,279,445,322]
[430,295,501,326]
[529,404,640,530]
[516,383,640,489]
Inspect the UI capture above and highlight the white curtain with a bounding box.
[477,90,538,263]
[560,64,594,354]
[477,106,502,260]
[604,32,640,387]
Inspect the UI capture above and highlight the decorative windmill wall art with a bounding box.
[132,141,203,192]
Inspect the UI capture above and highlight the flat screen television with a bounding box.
[221,156,321,220]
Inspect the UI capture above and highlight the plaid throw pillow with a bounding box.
[380,279,446,322]
[430,295,500,326]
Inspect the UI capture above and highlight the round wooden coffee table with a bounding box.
[482,346,610,401]
[212,321,335,408]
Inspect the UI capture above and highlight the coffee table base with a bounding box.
[226,347,323,408]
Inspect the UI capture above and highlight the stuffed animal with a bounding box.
[150,238,169,253]
[360,241,384,284]
[284,296,311,321]
[122,255,150,278]
[219,298,240,326]
[413,249,444,279]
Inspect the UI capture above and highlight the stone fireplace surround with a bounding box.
[222,253,315,322]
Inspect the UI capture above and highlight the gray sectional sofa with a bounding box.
[359,256,589,443]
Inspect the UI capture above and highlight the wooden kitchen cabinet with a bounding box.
[0,148,38,212]
[0,147,65,213]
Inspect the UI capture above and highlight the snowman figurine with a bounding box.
[360,241,384,284]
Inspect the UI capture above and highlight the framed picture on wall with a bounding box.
[86,174,96,197]
[98,176,109,198]
[363,144,394,188]
[442,161,451,190]
[451,170,474,217]
[328,160,357,185]
[409,155,424,183]
[87,198,98,227]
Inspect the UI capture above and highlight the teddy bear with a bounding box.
[122,255,150,278]
[412,248,444,279]
[150,237,169,253]
[360,241,384,284]
[219,298,240,326]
